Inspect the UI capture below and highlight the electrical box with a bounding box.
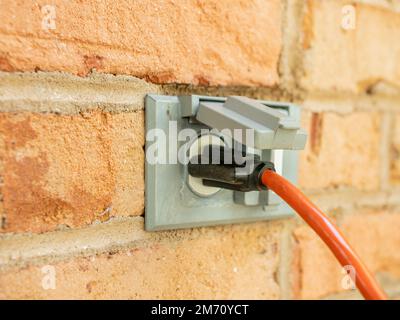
[145,95,306,231]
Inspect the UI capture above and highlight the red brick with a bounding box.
[0,222,282,299]
[292,211,400,299]
[0,111,144,233]
[299,111,381,191]
[391,115,400,184]
[301,0,400,93]
[0,0,282,86]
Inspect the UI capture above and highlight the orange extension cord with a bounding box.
[261,169,387,300]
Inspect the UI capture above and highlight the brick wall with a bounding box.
[0,0,400,299]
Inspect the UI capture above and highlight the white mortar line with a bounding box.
[0,71,160,114]
[0,217,150,270]
[380,113,393,191]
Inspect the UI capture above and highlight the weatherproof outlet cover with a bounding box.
[145,94,302,231]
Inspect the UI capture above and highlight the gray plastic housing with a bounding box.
[145,94,306,231]
[196,96,307,150]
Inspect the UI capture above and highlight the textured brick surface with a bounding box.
[0,111,144,233]
[293,212,400,299]
[0,0,282,86]
[391,115,400,184]
[0,222,282,299]
[292,223,343,299]
[299,111,381,191]
[301,0,400,93]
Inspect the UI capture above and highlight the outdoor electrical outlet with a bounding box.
[145,95,307,231]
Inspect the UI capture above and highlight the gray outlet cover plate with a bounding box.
[145,94,301,231]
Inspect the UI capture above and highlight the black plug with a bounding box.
[188,145,275,192]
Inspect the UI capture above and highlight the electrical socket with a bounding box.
[145,94,305,231]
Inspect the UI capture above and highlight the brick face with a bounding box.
[299,111,381,191]
[391,115,400,184]
[0,222,282,299]
[0,111,144,233]
[292,224,343,299]
[301,0,400,93]
[0,0,282,86]
[293,212,400,299]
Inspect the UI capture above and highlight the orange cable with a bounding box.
[260,169,387,300]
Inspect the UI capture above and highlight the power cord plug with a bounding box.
[188,145,275,192]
